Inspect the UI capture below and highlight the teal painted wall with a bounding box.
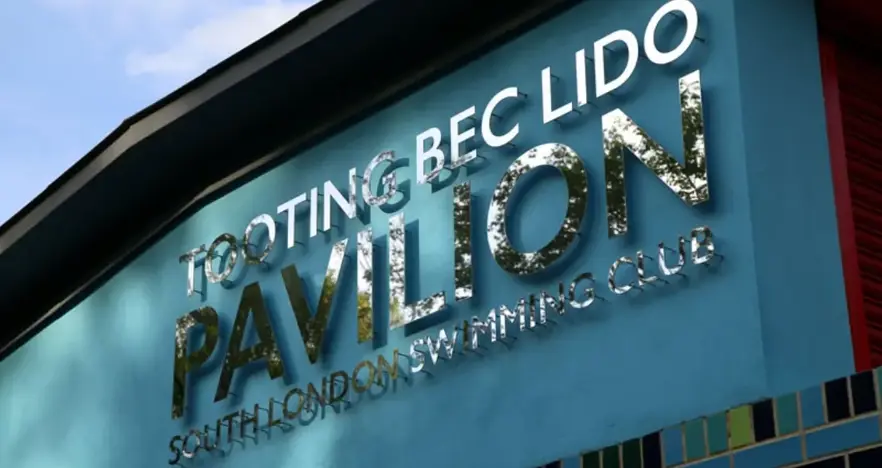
[0,0,853,467]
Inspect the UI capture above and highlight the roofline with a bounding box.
[0,0,365,252]
[0,0,579,360]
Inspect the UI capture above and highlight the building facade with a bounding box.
[1,0,881,467]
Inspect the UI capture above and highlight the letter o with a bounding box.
[283,388,305,419]
[644,0,699,65]
[204,233,239,283]
[486,143,589,275]
[242,214,276,264]
[181,430,203,459]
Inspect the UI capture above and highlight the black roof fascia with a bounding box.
[0,0,580,360]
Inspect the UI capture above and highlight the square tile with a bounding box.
[662,425,684,466]
[775,393,799,435]
[752,399,775,442]
[622,439,641,468]
[824,377,850,422]
[580,451,600,468]
[684,418,707,460]
[642,432,662,468]
[728,405,754,449]
[801,385,826,428]
[850,371,878,415]
[706,412,728,454]
[849,445,882,468]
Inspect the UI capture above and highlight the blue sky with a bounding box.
[0,0,314,224]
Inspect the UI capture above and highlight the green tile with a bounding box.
[580,451,600,468]
[707,412,729,454]
[728,405,755,449]
[602,445,620,468]
[684,418,707,460]
[622,438,641,468]
[775,392,799,435]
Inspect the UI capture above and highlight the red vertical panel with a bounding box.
[819,36,872,371]
[836,43,882,368]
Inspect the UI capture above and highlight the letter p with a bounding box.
[172,307,220,419]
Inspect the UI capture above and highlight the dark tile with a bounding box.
[641,432,662,468]
[825,377,851,422]
[602,445,620,468]
[850,371,878,415]
[802,455,845,468]
[542,462,561,468]
[849,445,882,468]
[580,451,600,468]
[751,399,776,442]
[622,439,641,468]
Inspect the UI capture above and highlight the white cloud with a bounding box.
[43,0,313,84]
[124,1,310,80]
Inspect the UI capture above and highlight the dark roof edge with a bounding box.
[0,0,366,252]
[0,0,579,360]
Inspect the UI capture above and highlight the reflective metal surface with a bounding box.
[351,360,376,392]
[309,187,319,238]
[467,315,496,350]
[277,193,308,249]
[659,237,686,276]
[416,128,445,185]
[179,245,206,297]
[541,67,574,123]
[425,329,458,365]
[594,30,639,98]
[323,168,358,231]
[388,213,447,329]
[283,388,305,419]
[644,0,700,65]
[214,283,285,402]
[172,306,219,419]
[538,286,564,323]
[637,250,660,286]
[691,226,715,264]
[453,182,473,301]
[575,49,588,107]
[356,229,374,343]
[205,233,239,283]
[450,106,477,169]
[363,150,398,206]
[569,272,596,308]
[487,143,589,275]
[281,239,348,363]
[608,257,636,295]
[242,214,276,265]
[481,87,521,148]
[497,299,529,339]
[602,70,708,237]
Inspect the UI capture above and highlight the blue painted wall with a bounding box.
[0,0,854,467]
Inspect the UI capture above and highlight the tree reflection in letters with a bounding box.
[603,70,708,237]
[486,143,589,276]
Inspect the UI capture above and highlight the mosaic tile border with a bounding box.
[538,367,882,468]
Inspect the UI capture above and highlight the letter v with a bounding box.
[280,238,348,363]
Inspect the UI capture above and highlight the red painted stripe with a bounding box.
[818,35,872,371]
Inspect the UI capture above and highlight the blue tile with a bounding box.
[559,455,581,467]
[691,455,729,468]
[805,416,881,459]
[733,436,802,468]
[802,385,826,428]
[662,425,684,466]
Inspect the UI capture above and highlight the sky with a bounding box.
[0,0,315,224]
